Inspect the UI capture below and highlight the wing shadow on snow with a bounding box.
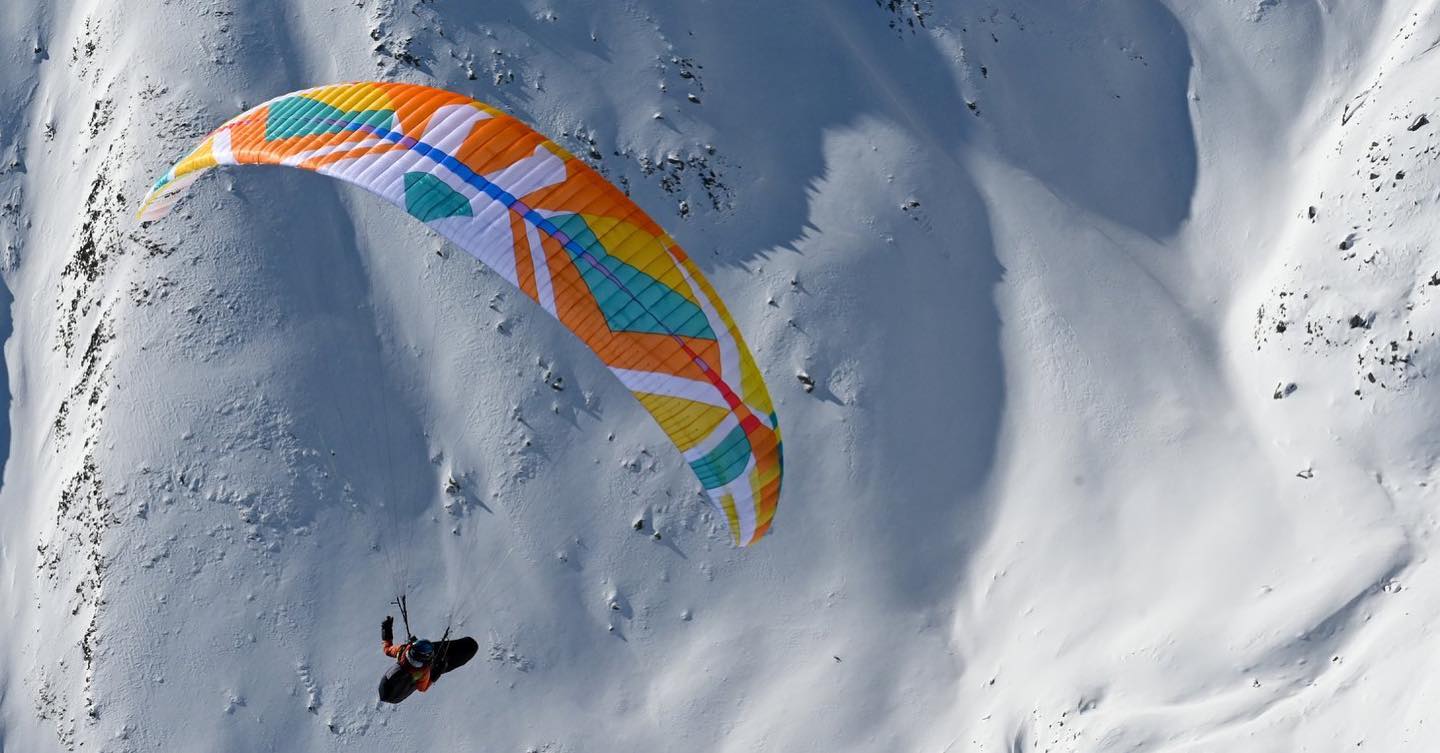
[975,0,1198,239]
[795,163,1005,613]
[419,0,995,268]
[433,3,1012,604]
[389,5,1011,594]
[703,5,1007,609]
[0,279,11,497]
[653,2,994,269]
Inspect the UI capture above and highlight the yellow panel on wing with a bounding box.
[672,247,774,416]
[719,493,743,545]
[580,216,701,307]
[170,137,220,182]
[300,82,396,112]
[736,346,774,418]
[633,392,731,451]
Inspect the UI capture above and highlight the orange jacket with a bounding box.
[383,640,434,692]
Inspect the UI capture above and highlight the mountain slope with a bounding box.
[2,1,1439,751]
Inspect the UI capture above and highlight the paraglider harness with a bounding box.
[377,593,481,704]
[391,595,454,666]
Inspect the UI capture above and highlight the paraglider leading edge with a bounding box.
[136,81,783,545]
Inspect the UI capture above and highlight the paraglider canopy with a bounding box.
[139,82,783,544]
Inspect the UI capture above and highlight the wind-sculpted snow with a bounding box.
[4,1,1440,752]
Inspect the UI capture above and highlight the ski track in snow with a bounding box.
[3,0,1440,751]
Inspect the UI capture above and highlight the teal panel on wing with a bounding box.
[688,424,753,489]
[404,172,474,221]
[264,96,395,141]
[551,214,716,340]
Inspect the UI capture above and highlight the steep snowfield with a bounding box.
[3,1,1440,751]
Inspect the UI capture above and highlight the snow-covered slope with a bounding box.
[3,1,1440,751]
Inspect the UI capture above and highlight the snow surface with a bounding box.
[3,0,1440,750]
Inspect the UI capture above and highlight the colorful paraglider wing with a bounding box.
[139,82,782,545]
